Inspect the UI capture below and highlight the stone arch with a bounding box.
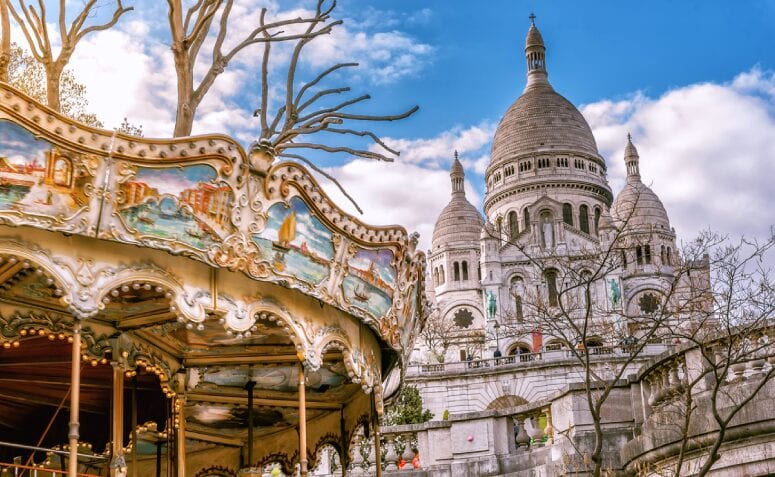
[486,395,529,410]
[507,341,532,355]
[194,466,237,477]
[309,432,343,474]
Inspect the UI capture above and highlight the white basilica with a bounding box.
[421,19,683,365]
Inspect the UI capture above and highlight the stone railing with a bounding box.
[407,343,671,377]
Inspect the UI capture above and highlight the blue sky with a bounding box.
[16,1,775,250]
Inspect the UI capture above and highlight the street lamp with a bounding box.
[493,321,501,358]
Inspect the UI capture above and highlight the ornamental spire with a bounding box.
[525,15,548,87]
[450,151,465,196]
[624,133,641,180]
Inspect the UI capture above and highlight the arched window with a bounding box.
[636,246,643,265]
[644,245,652,264]
[433,267,438,286]
[540,211,554,248]
[594,207,601,236]
[621,250,627,268]
[579,204,590,234]
[562,203,573,226]
[510,276,524,322]
[580,270,593,310]
[459,349,467,361]
[478,264,482,280]
[508,211,519,238]
[523,208,530,230]
[462,261,469,280]
[666,247,672,265]
[496,217,503,240]
[545,269,559,307]
[439,265,445,284]
[453,262,460,281]
[660,245,666,264]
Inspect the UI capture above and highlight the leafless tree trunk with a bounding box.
[166,0,344,137]
[7,0,131,112]
[0,0,10,82]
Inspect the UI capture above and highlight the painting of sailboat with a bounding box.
[343,247,396,318]
[118,164,234,250]
[252,197,334,285]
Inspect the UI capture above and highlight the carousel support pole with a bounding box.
[68,321,82,477]
[131,377,138,477]
[155,441,162,477]
[372,394,382,477]
[245,380,256,467]
[109,364,126,477]
[298,362,308,477]
[176,395,186,477]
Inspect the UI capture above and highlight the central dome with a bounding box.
[490,83,600,167]
[489,22,600,169]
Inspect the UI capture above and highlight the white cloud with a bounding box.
[321,159,481,253]
[582,67,775,241]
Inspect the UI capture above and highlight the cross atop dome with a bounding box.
[529,12,536,25]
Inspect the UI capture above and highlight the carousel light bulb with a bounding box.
[143,284,151,291]
[225,329,233,337]
[8,257,17,264]
[122,351,129,358]
[58,333,65,340]
[244,331,252,337]
[45,278,54,285]
[218,317,225,324]
[155,286,163,293]
[34,269,43,275]
[250,325,257,332]
[164,292,172,299]
[196,324,204,331]
[67,336,74,343]
[19,329,27,336]
[2,342,10,349]
[102,297,111,304]
[170,305,177,312]
[176,316,185,323]
[12,341,19,348]
[90,360,98,367]
[185,323,193,330]
[100,358,107,364]
[53,289,62,296]
[38,330,46,337]
[121,285,129,293]
[111,290,119,297]
[48,334,56,341]
[29,329,37,335]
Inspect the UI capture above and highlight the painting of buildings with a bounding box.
[0,120,90,217]
[343,247,395,318]
[118,164,234,250]
[252,196,334,286]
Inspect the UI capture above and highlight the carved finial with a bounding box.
[529,12,536,25]
[454,150,459,161]
[627,132,632,142]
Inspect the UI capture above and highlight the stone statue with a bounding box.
[486,291,497,320]
[608,278,621,309]
[541,221,554,248]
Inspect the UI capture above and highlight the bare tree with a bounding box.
[248,0,418,212]
[8,0,132,112]
[167,0,341,137]
[420,308,458,364]
[0,0,10,82]
[651,230,775,477]
[7,43,101,126]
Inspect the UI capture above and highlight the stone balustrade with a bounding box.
[407,343,671,377]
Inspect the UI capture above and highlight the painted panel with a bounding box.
[0,120,95,228]
[116,164,235,251]
[252,196,333,286]
[343,247,395,318]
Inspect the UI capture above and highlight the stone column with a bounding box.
[383,434,398,471]
[349,440,364,476]
[68,321,82,477]
[366,437,377,473]
[543,408,554,445]
[515,416,530,448]
[401,433,415,471]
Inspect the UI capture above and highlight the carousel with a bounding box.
[0,83,426,476]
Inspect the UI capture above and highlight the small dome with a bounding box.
[490,84,600,167]
[432,157,483,249]
[525,24,544,48]
[611,136,671,231]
